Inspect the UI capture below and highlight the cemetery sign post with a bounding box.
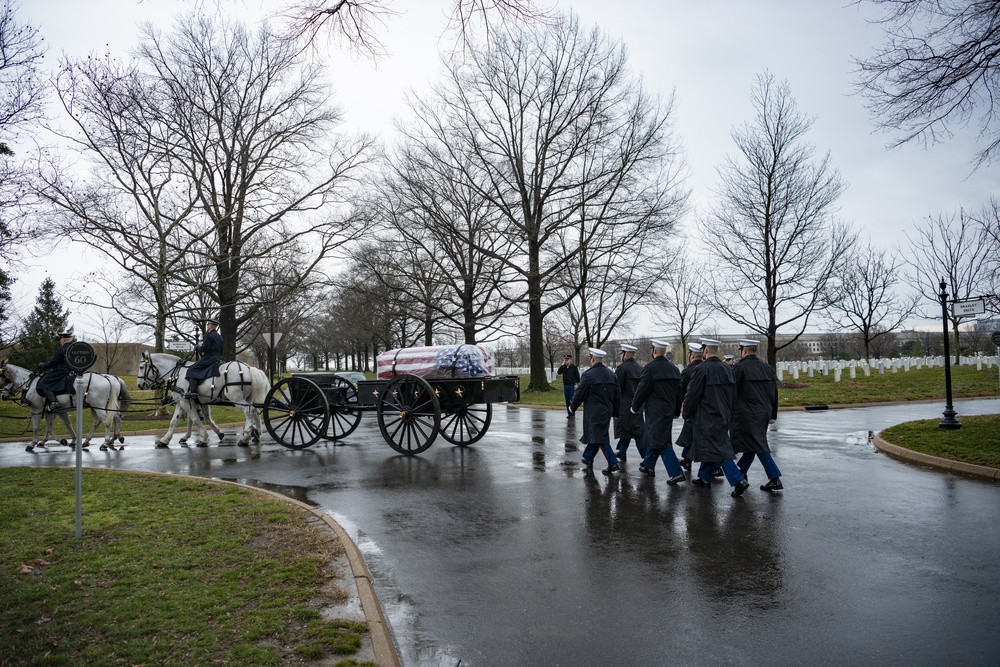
[938,281,961,430]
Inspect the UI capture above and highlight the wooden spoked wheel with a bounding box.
[439,403,493,447]
[264,377,329,450]
[322,374,362,441]
[377,374,441,456]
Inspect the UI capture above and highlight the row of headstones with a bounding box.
[775,356,1000,383]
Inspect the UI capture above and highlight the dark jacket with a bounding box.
[682,356,736,462]
[570,362,620,444]
[36,343,72,393]
[731,354,779,455]
[630,355,681,449]
[557,363,580,386]
[674,358,703,450]
[187,329,223,381]
[614,357,644,439]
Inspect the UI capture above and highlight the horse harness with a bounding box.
[156,359,255,405]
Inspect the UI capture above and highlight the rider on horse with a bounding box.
[185,319,223,398]
[37,331,74,412]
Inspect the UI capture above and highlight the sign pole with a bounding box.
[65,340,98,539]
[74,377,85,539]
[938,280,961,430]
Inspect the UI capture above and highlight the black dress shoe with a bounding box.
[731,480,750,497]
[45,402,60,413]
[638,464,655,477]
[581,458,593,469]
[602,464,621,475]
[760,478,784,492]
[680,458,692,471]
[691,478,712,488]
[666,473,686,485]
[617,452,627,461]
[712,467,724,477]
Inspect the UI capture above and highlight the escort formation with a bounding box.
[568,338,782,497]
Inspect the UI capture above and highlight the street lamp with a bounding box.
[938,280,961,430]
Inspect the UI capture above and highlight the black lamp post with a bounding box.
[938,280,961,430]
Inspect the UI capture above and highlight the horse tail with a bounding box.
[105,375,120,417]
[251,366,270,405]
[117,378,132,415]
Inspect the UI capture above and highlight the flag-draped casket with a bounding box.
[376,345,495,379]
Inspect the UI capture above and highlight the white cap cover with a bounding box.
[588,348,607,358]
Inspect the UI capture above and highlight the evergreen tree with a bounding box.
[7,278,71,369]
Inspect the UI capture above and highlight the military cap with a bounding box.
[650,339,669,348]
[738,338,759,347]
[687,342,703,353]
[620,344,637,352]
[588,348,607,358]
[700,338,721,347]
[57,331,73,338]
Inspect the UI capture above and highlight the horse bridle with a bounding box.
[0,363,31,400]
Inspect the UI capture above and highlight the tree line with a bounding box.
[1,0,999,382]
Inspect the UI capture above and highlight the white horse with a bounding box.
[138,352,269,447]
[0,361,131,452]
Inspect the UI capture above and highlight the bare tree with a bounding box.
[278,0,549,56]
[0,0,47,331]
[374,134,521,344]
[652,251,715,355]
[706,72,856,368]
[902,208,994,364]
[414,14,687,390]
[856,0,1000,167]
[40,54,201,352]
[827,243,918,360]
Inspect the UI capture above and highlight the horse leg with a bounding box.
[156,400,185,448]
[202,406,225,442]
[192,402,211,447]
[58,411,81,449]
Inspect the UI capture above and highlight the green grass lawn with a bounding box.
[516,363,1000,409]
[0,467,375,667]
[880,414,1000,468]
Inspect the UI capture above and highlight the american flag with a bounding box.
[376,345,495,379]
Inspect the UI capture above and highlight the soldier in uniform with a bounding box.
[676,342,703,471]
[36,331,74,412]
[557,354,581,417]
[683,338,750,497]
[630,339,686,485]
[723,354,735,366]
[614,343,645,461]
[185,319,223,398]
[731,338,783,492]
[570,348,622,475]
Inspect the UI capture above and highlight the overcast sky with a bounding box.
[14,0,999,335]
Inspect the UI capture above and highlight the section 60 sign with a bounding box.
[952,299,985,318]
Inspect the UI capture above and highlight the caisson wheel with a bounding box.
[321,374,362,441]
[377,374,441,455]
[263,377,329,450]
[439,403,492,447]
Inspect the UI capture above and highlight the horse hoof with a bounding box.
[155,441,169,449]
[196,442,208,448]
[178,438,188,444]
[59,439,68,446]
[25,445,34,453]
[217,433,225,441]
[117,436,125,443]
[238,441,249,448]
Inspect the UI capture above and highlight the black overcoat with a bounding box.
[674,358,702,450]
[614,357,644,439]
[682,356,736,462]
[731,354,779,455]
[36,343,72,393]
[187,329,223,381]
[570,362,620,444]
[629,355,681,450]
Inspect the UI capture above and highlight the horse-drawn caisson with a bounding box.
[261,344,520,455]
[5,326,519,456]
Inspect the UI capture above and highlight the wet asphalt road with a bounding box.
[2,399,999,666]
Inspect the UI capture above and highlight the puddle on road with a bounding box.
[845,430,875,447]
[221,477,318,506]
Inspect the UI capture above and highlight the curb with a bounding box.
[872,433,1000,482]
